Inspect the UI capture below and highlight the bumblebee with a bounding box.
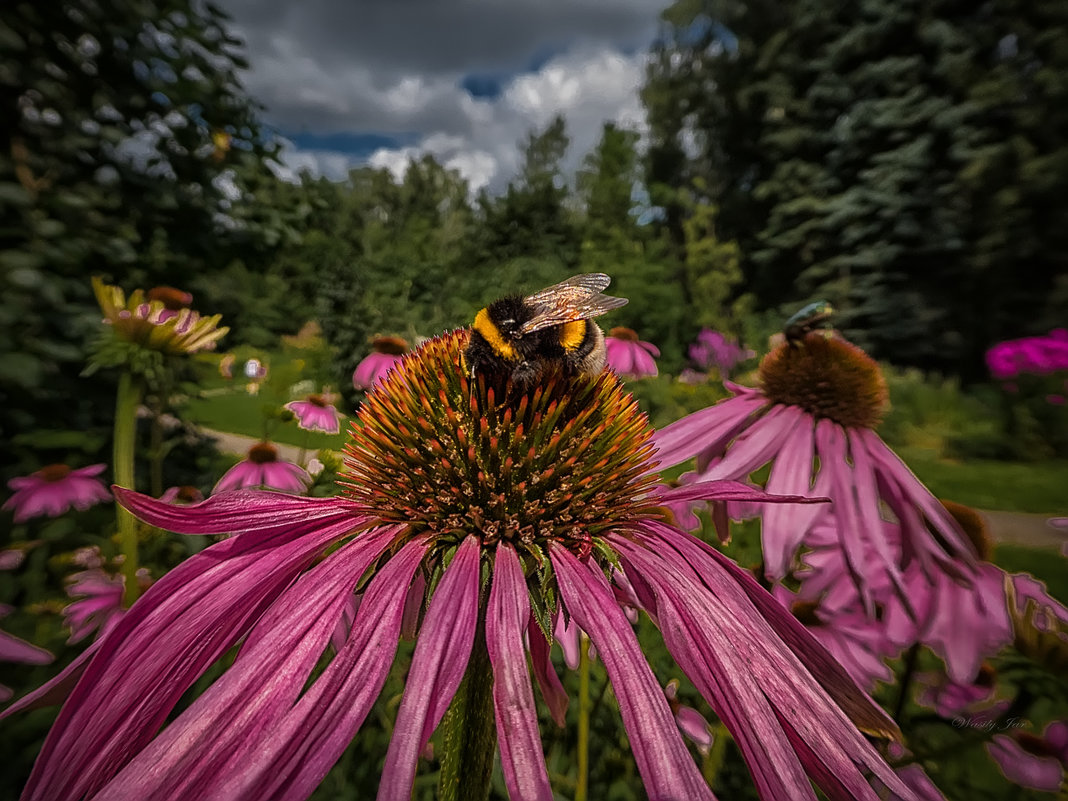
[464,273,627,386]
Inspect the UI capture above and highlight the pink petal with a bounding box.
[487,545,554,801]
[550,543,714,801]
[650,393,764,469]
[378,536,481,801]
[22,509,359,801]
[528,619,568,727]
[90,529,395,799]
[220,540,426,800]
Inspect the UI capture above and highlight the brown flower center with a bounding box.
[341,330,660,558]
[372,336,410,355]
[37,464,73,482]
[248,443,279,464]
[609,327,639,342]
[790,599,823,627]
[940,499,992,561]
[308,394,328,407]
[759,333,888,430]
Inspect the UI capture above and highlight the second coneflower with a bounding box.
[20,330,921,801]
[653,332,977,609]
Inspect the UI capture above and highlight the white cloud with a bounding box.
[349,45,650,193]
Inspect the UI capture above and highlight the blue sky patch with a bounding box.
[283,131,421,158]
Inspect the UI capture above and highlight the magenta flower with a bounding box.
[771,583,900,692]
[916,666,998,718]
[651,333,977,608]
[352,335,410,391]
[3,464,111,523]
[985,329,1068,379]
[284,394,342,434]
[63,567,145,645]
[688,328,753,376]
[212,443,311,495]
[15,330,919,801]
[605,327,660,379]
[988,721,1068,792]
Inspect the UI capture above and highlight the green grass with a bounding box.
[994,544,1068,605]
[184,387,350,451]
[896,446,1068,515]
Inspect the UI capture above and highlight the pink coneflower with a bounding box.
[652,332,977,608]
[916,665,998,718]
[64,567,150,645]
[605,327,659,379]
[212,443,311,495]
[772,584,900,692]
[688,328,753,377]
[988,721,1068,792]
[17,330,919,801]
[3,464,112,523]
[352,336,410,390]
[284,394,342,434]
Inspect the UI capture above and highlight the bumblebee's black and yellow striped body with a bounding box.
[463,274,625,387]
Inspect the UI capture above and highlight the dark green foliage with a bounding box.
[0,0,280,479]
[644,0,1068,380]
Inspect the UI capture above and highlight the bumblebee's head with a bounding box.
[472,296,530,362]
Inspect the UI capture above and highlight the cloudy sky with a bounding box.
[217,0,667,192]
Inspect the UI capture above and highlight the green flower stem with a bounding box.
[114,370,143,607]
[439,618,497,801]
[576,633,591,801]
[702,721,730,789]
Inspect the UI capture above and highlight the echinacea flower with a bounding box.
[17,330,922,801]
[916,665,999,718]
[689,328,753,377]
[212,443,311,495]
[605,327,660,379]
[3,464,111,523]
[988,721,1068,792]
[92,276,226,356]
[64,566,151,645]
[284,394,342,434]
[352,336,410,390]
[772,584,900,692]
[652,332,977,608]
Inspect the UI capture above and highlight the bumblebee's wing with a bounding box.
[523,273,612,307]
[519,291,628,335]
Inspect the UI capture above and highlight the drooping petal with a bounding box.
[528,619,568,727]
[549,543,715,801]
[113,486,352,535]
[616,529,914,800]
[761,419,819,578]
[378,536,481,801]
[653,478,827,507]
[23,500,363,801]
[699,404,799,480]
[214,539,426,801]
[487,545,554,801]
[90,528,395,800]
[650,393,763,469]
[640,520,900,741]
[615,541,817,801]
